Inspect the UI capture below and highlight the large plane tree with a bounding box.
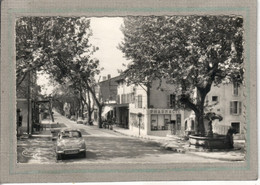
[119,16,244,135]
[16,17,104,127]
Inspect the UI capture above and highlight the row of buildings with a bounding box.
[16,70,245,140]
[95,74,245,140]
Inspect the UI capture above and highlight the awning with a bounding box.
[101,106,114,118]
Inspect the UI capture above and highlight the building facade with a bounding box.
[115,76,245,139]
[115,78,189,136]
[184,82,245,140]
[206,82,245,139]
[93,75,122,123]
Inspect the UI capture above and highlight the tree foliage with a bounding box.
[51,83,81,116]
[119,16,244,135]
[16,17,98,86]
[16,17,104,126]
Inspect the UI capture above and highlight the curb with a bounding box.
[31,134,52,138]
[186,151,245,161]
[114,129,186,153]
[113,129,245,160]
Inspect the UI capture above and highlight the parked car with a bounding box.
[76,117,84,124]
[56,129,86,160]
[70,115,76,121]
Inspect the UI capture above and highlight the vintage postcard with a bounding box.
[0,0,257,183]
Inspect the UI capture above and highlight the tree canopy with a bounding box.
[16,16,104,126]
[16,17,99,87]
[119,16,244,135]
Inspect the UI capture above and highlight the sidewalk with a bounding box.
[113,126,245,162]
[30,119,67,138]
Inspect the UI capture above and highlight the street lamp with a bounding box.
[137,112,142,136]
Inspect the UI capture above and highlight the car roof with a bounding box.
[59,128,81,133]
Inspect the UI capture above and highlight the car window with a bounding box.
[71,131,80,137]
[60,131,81,138]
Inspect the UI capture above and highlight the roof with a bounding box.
[98,75,123,101]
[59,128,81,132]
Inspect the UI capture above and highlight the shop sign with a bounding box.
[150,109,174,114]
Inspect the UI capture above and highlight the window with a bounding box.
[151,115,158,130]
[167,94,176,108]
[131,93,135,103]
[117,95,120,104]
[164,115,171,125]
[231,122,240,133]
[212,96,218,102]
[233,82,239,96]
[138,95,142,108]
[170,94,176,108]
[126,94,130,103]
[121,94,124,103]
[230,101,242,115]
[176,114,181,130]
[191,120,195,130]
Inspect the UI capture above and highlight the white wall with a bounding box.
[206,83,245,139]
[149,79,179,108]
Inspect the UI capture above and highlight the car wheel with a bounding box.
[82,151,86,158]
[56,154,62,160]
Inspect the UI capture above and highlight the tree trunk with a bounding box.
[87,90,92,124]
[87,107,92,124]
[147,86,150,108]
[81,102,84,120]
[85,83,104,129]
[195,112,205,136]
[195,88,208,136]
[98,105,103,128]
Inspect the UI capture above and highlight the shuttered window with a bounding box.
[131,93,135,103]
[167,94,176,108]
[170,94,176,108]
[117,95,120,104]
[138,95,142,108]
[233,82,239,96]
[167,95,170,108]
[230,101,242,115]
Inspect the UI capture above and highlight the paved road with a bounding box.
[17,112,228,164]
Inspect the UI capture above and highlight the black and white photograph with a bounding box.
[16,16,246,164]
[0,0,257,183]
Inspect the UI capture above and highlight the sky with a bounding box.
[37,17,129,95]
[90,17,128,78]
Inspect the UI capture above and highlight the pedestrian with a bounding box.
[226,126,236,148]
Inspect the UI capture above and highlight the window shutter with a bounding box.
[141,95,142,108]
[131,93,135,103]
[138,95,142,108]
[230,102,233,114]
[239,102,242,114]
[167,94,170,108]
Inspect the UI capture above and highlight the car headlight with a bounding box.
[78,141,85,148]
[56,143,65,150]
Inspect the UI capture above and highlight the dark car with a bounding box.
[56,129,86,160]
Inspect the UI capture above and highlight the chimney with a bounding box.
[107,74,111,79]
[103,76,107,81]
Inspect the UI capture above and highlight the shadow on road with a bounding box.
[83,136,175,161]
